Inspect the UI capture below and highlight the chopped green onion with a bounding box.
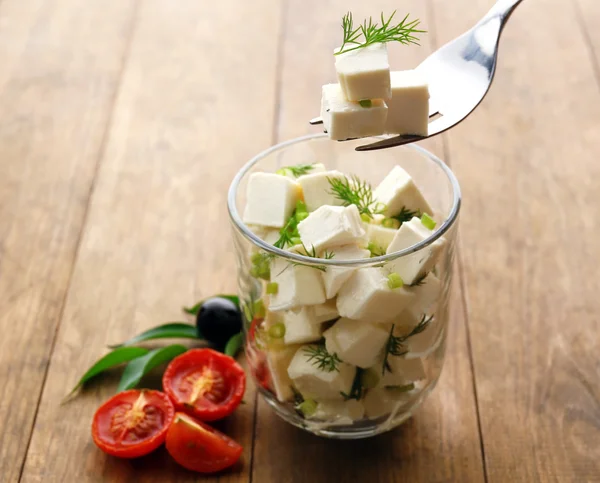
[387,272,404,289]
[367,242,385,257]
[421,213,437,230]
[251,252,263,264]
[298,398,318,417]
[296,211,309,222]
[266,282,279,295]
[276,168,286,176]
[360,367,380,389]
[250,255,270,281]
[253,299,266,318]
[296,200,308,213]
[359,99,372,108]
[382,218,400,229]
[268,322,286,339]
[360,213,372,223]
[290,237,302,246]
[385,382,415,393]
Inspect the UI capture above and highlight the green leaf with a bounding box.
[183,294,240,316]
[224,332,244,358]
[117,345,187,392]
[65,347,150,399]
[108,323,198,348]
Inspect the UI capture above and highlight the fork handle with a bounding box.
[482,0,524,24]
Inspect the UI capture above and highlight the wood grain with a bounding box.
[430,0,600,480]
[252,2,486,482]
[18,0,282,481]
[0,0,138,481]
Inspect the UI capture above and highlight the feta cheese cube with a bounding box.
[298,205,365,251]
[269,258,326,311]
[363,387,412,419]
[321,245,371,298]
[385,70,430,136]
[380,356,426,387]
[373,165,432,218]
[287,345,355,399]
[298,170,346,212]
[313,299,340,324]
[324,318,389,368]
[366,223,397,252]
[386,217,446,284]
[243,173,300,228]
[336,268,416,322]
[405,273,442,318]
[310,399,365,422]
[283,307,322,345]
[335,43,391,101]
[321,83,387,141]
[265,345,301,402]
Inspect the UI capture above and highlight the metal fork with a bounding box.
[309,0,525,151]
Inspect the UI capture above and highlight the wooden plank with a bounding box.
[430,0,600,481]
[0,0,138,481]
[18,0,282,481]
[252,2,486,482]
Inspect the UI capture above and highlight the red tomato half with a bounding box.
[91,389,174,458]
[162,349,245,421]
[165,412,242,473]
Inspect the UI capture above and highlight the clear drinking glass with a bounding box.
[228,133,461,439]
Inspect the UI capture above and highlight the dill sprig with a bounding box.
[391,206,421,225]
[304,344,341,372]
[336,11,426,56]
[382,315,433,375]
[341,368,366,401]
[274,213,300,249]
[409,272,428,287]
[328,175,384,217]
[277,163,316,178]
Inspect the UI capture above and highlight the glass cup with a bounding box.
[228,133,461,439]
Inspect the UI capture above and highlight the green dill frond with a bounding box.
[381,315,434,374]
[335,11,426,56]
[304,344,341,372]
[327,175,382,216]
[391,206,421,225]
[276,163,317,178]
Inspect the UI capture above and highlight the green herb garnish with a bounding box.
[268,322,286,339]
[385,382,415,393]
[336,11,425,56]
[327,175,384,217]
[367,242,386,257]
[298,399,318,417]
[387,272,404,289]
[409,272,428,287]
[304,344,341,372]
[381,217,400,229]
[341,368,366,401]
[276,163,316,178]
[391,206,421,225]
[421,213,437,230]
[359,99,372,108]
[382,315,434,375]
[266,282,279,294]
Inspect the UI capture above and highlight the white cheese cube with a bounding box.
[366,224,397,252]
[385,70,430,136]
[336,268,416,322]
[313,299,340,324]
[373,165,432,218]
[380,356,426,387]
[335,43,391,101]
[321,245,371,298]
[269,258,326,311]
[298,170,346,212]
[363,387,412,420]
[405,273,442,318]
[287,345,355,400]
[298,205,365,251]
[243,173,300,228]
[386,217,446,284]
[265,345,301,402]
[283,307,322,345]
[321,84,387,141]
[324,318,389,368]
[310,399,365,422]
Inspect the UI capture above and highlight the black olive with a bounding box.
[196,297,242,348]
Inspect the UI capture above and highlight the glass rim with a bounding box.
[227,133,461,268]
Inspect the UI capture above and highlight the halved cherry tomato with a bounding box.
[162,349,245,422]
[91,389,174,458]
[166,412,242,473]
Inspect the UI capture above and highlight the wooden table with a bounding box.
[1,0,599,481]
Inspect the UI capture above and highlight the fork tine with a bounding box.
[355,134,425,152]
